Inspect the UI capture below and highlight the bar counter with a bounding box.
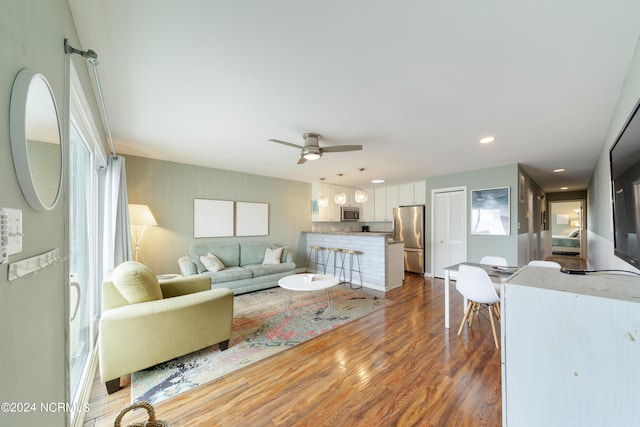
[302,231,404,292]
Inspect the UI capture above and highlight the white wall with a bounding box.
[0,1,100,425]
[588,37,640,271]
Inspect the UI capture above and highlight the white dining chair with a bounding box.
[455,264,501,349]
[480,256,508,295]
[528,260,561,269]
[480,256,508,267]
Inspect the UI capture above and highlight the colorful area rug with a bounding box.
[131,286,392,405]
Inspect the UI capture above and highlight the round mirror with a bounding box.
[10,69,63,211]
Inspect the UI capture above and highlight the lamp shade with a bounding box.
[129,204,158,226]
[355,189,368,203]
[334,192,347,205]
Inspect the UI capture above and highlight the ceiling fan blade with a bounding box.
[297,156,307,165]
[269,139,304,149]
[320,144,363,153]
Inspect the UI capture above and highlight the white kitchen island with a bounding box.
[501,266,640,426]
[303,232,404,292]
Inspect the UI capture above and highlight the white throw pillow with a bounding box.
[263,247,283,265]
[200,253,226,272]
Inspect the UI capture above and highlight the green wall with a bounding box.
[425,163,520,270]
[125,155,311,274]
[0,1,100,426]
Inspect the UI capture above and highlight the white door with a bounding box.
[433,188,466,277]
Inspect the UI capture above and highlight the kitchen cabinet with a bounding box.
[398,180,426,205]
[386,185,398,218]
[374,187,388,221]
[374,185,398,222]
[360,188,375,221]
[501,267,640,426]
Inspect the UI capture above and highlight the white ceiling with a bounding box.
[68,0,640,191]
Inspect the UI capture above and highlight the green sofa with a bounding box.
[178,242,296,295]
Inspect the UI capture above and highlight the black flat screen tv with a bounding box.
[610,98,640,268]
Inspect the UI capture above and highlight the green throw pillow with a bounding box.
[111,261,163,304]
[187,254,207,273]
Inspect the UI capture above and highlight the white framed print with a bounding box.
[471,187,510,235]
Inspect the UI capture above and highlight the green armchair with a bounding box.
[99,261,234,394]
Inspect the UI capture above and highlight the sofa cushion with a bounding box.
[111,261,163,304]
[263,247,283,264]
[191,243,240,267]
[187,254,207,273]
[179,257,198,276]
[207,266,252,284]
[200,253,226,272]
[240,243,268,266]
[244,262,297,278]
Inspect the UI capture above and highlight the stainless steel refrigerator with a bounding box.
[393,205,425,274]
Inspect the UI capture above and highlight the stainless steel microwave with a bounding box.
[340,206,360,222]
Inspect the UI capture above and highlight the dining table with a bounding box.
[442,262,518,329]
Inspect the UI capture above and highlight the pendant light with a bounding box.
[354,168,369,203]
[317,177,328,207]
[334,173,347,205]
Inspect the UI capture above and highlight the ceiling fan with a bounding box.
[269,132,363,164]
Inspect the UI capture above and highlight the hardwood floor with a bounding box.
[84,273,505,426]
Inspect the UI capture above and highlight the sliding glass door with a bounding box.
[69,120,98,404]
[67,61,108,425]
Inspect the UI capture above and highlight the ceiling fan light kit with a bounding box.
[268,132,362,165]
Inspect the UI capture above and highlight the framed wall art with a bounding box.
[236,201,269,236]
[556,213,569,225]
[193,198,234,238]
[470,187,511,235]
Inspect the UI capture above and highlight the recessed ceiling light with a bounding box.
[371,179,386,184]
[560,186,569,190]
[553,168,566,173]
[480,136,496,144]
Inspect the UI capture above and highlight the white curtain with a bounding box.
[103,155,132,273]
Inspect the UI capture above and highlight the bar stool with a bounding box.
[325,247,345,283]
[342,249,363,290]
[306,245,327,273]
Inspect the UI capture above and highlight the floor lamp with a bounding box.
[128,204,158,264]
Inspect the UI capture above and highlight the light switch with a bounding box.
[0,209,7,264]
[1,208,23,261]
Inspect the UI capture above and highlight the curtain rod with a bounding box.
[64,39,117,159]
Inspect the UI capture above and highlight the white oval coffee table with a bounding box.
[278,274,340,317]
